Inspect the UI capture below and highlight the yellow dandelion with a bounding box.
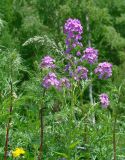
[12,147,25,158]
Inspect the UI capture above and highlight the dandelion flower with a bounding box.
[12,148,25,158]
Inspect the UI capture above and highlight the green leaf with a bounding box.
[53,151,69,158]
[69,141,80,149]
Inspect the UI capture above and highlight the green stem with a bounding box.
[38,108,44,160]
[71,85,76,122]
[38,90,45,160]
[113,115,117,160]
[4,81,13,160]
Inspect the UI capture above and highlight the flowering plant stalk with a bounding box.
[4,52,14,160]
[63,17,112,158]
[113,115,117,160]
[4,80,13,160]
[38,89,45,160]
[38,107,44,160]
[2,50,30,160]
[25,16,113,159]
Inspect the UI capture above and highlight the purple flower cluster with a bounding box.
[42,73,59,89]
[64,18,83,39]
[40,18,113,110]
[74,66,88,81]
[94,62,112,79]
[99,93,110,108]
[82,47,98,64]
[41,55,71,90]
[64,18,83,53]
[40,56,55,69]
[42,73,70,89]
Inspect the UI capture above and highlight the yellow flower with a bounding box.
[12,148,25,158]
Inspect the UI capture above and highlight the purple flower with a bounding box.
[65,47,71,54]
[40,56,55,69]
[42,72,59,89]
[59,78,71,88]
[76,51,81,56]
[65,38,70,46]
[99,93,110,108]
[72,43,77,48]
[72,41,83,48]
[76,42,83,47]
[74,66,88,80]
[94,62,112,79]
[82,47,98,64]
[64,18,83,39]
[64,63,71,72]
[64,18,83,53]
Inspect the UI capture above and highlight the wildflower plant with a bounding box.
[0,49,26,159]
[22,17,114,160]
[36,18,113,159]
[1,1,125,160]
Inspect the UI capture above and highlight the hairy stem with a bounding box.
[38,108,44,160]
[113,116,117,160]
[84,118,90,159]
[4,81,13,160]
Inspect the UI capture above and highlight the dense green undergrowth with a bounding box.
[0,0,125,160]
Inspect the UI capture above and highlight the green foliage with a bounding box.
[0,0,125,159]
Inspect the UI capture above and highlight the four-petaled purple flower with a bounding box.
[40,56,55,69]
[99,93,110,108]
[42,72,59,89]
[74,66,88,81]
[94,62,112,79]
[82,47,98,64]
